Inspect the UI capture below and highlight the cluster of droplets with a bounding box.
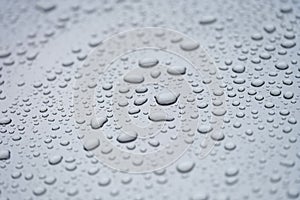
[72,27,226,174]
[99,51,210,156]
[0,0,300,199]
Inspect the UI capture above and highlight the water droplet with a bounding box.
[48,155,63,165]
[176,161,195,173]
[90,117,108,129]
[33,187,47,196]
[251,79,265,87]
[0,149,10,160]
[148,112,174,122]
[275,62,289,70]
[167,66,186,75]
[0,117,12,125]
[123,73,144,84]
[139,58,159,68]
[83,138,100,151]
[232,65,245,73]
[199,15,217,25]
[155,90,179,106]
[180,41,200,51]
[117,132,138,143]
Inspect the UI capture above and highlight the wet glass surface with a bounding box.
[0,0,300,199]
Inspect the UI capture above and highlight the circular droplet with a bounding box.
[48,155,63,165]
[176,161,195,173]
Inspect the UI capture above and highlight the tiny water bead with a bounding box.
[154,90,180,106]
[176,161,195,173]
[167,65,187,75]
[90,117,108,129]
[123,73,145,84]
[0,150,10,160]
[83,138,100,151]
[148,111,175,122]
[138,58,159,68]
[199,15,217,25]
[180,41,200,51]
[232,65,245,73]
[275,62,289,70]
[117,132,138,143]
[0,117,12,125]
[48,155,63,165]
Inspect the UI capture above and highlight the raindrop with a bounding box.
[83,138,100,151]
[155,90,179,106]
[199,15,217,25]
[117,132,138,143]
[0,149,10,160]
[139,58,159,68]
[123,73,144,84]
[90,117,108,129]
[176,161,195,173]
[167,66,186,75]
